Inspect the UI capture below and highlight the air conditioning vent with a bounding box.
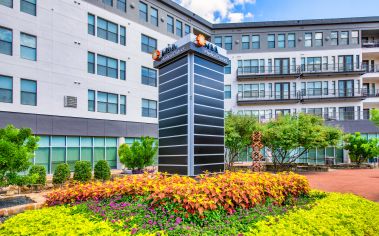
[64,96,77,108]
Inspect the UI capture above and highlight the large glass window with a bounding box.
[97,91,118,114]
[224,85,231,99]
[20,33,36,61]
[252,35,260,49]
[35,136,50,173]
[97,54,118,78]
[307,57,322,71]
[351,31,359,45]
[117,0,126,12]
[20,79,36,106]
[224,60,231,74]
[150,7,158,26]
[51,136,65,173]
[167,15,174,33]
[141,34,157,53]
[97,17,118,43]
[142,99,157,118]
[268,34,275,48]
[20,0,36,16]
[106,138,117,168]
[214,36,222,47]
[307,81,322,96]
[67,137,80,171]
[88,14,95,35]
[176,20,182,37]
[242,35,250,49]
[120,60,126,80]
[141,66,157,87]
[288,33,295,48]
[315,32,323,47]
[304,33,312,47]
[120,95,126,115]
[278,34,285,48]
[331,31,338,45]
[88,90,95,111]
[0,75,12,103]
[0,26,12,55]
[94,137,105,167]
[102,0,113,6]
[224,36,232,50]
[120,26,126,46]
[88,52,95,74]
[0,0,13,8]
[185,24,191,35]
[81,137,93,164]
[139,1,148,22]
[341,31,349,45]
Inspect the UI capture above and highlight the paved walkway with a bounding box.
[302,169,379,202]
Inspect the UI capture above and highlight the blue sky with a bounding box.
[174,0,379,23]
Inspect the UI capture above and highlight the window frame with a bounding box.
[340,31,349,45]
[97,17,118,43]
[88,52,95,74]
[167,15,174,33]
[304,32,312,47]
[20,32,37,61]
[141,66,157,87]
[252,35,260,49]
[20,0,36,16]
[224,85,231,99]
[97,91,119,114]
[176,20,182,37]
[224,36,232,50]
[20,79,37,106]
[88,90,95,112]
[117,0,126,12]
[0,26,12,56]
[141,34,157,53]
[97,54,118,79]
[278,34,285,48]
[267,34,275,48]
[142,99,157,118]
[287,33,295,48]
[315,32,323,47]
[139,1,148,22]
[0,74,13,103]
[150,7,158,27]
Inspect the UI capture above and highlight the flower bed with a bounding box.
[46,171,310,215]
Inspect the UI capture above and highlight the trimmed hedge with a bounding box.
[52,163,70,185]
[73,161,92,182]
[94,160,111,181]
[29,165,46,185]
[248,192,379,236]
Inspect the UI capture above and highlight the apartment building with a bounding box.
[0,0,379,171]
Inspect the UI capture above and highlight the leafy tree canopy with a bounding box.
[343,132,379,165]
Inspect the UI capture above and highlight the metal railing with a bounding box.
[362,89,379,97]
[237,63,364,76]
[362,39,379,48]
[237,89,365,102]
[363,64,379,73]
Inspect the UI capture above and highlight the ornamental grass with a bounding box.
[46,171,310,215]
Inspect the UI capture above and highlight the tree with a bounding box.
[225,114,258,169]
[344,132,379,165]
[118,136,158,172]
[370,108,379,126]
[0,125,39,187]
[261,113,342,171]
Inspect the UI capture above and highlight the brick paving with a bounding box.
[302,169,379,202]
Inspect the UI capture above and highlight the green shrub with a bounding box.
[29,165,46,185]
[53,163,70,185]
[248,192,379,236]
[0,206,122,235]
[73,161,92,182]
[94,160,111,181]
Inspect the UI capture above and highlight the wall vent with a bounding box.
[64,96,77,108]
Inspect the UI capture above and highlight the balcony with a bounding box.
[237,64,365,81]
[362,39,379,48]
[237,89,366,105]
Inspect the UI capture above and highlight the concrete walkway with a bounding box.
[302,169,379,202]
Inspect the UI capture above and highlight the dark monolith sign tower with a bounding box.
[153,34,229,176]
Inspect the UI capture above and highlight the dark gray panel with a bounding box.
[104,120,126,137]
[194,104,224,117]
[36,115,53,135]
[194,85,224,100]
[158,165,188,175]
[159,156,188,165]
[194,95,224,109]
[159,95,187,110]
[159,146,188,155]
[126,122,143,137]
[194,55,224,73]
[160,74,188,91]
[195,145,224,155]
[52,116,88,136]
[159,56,188,76]
[87,119,105,136]
[159,105,187,120]
[159,115,187,128]
[194,164,224,175]
[194,135,224,145]
[194,75,223,91]
[143,123,158,137]
[194,155,224,165]
[194,115,224,127]
[195,125,224,136]
[159,85,188,101]
[159,135,187,146]
[159,125,187,137]
[194,65,224,82]
[0,112,36,130]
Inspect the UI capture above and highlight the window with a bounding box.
[304,33,312,47]
[176,20,182,37]
[141,34,157,53]
[150,7,158,26]
[120,26,126,45]
[307,81,322,96]
[214,36,222,47]
[185,24,191,35]
[331,31,338,45]
[142,99,157,118]
[88,14,95,35]
[0,0,13,8]
[260,59,265,73]
[97,55,118,79]
[278,34,285,48]
[20,33,36,61]
[120,60,126,80]
[356,55,360,69]
[97,18,118,43]
[224,36,232,50]
[141,66,157,87]
[120,95,126,115]
[307,57,322,71]
[102,0,112,6]
[20,0,36,16]
[0,26,12,55]
[167,15,174,33]
[97,92,118,114]
[117,0,126,12]
[224,60,231,74]
[252,35,260,49]
[315,32,323,47]
[288,33,295,48]
[268,34,275,48]
[0,75,12,103]
[20,79,36,106]
[352,31,359,44]
[224,85,231,99]
[323,81,328,95]
[242,35,250,49]
[341,31,349,45]
[88,52,95,74]
[139,1,148,22]
[88,90,95,111]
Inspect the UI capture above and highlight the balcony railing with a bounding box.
[237,63,364,77]
[363,64,379,73]
[237,89,365,103]
[362,89,379,97]
[362,39,379,48]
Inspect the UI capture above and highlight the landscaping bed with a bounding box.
[0,196,35,209]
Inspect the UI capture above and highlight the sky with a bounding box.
[173,0,379,23]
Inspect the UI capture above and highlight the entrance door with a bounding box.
[275,82,290,99]
[338,80,354,97]
[274,58,290,74]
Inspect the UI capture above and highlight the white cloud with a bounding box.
[174,0,256,23]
